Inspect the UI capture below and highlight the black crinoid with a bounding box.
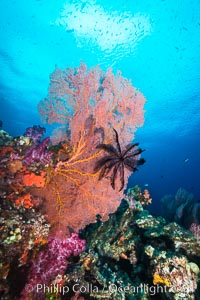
[94,128,145,191]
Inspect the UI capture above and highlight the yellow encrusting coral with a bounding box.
[153,274,170,286]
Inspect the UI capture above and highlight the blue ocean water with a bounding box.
[0,0,200,212]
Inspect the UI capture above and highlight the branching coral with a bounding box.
[38,62,146,145]
[36,63,146,236]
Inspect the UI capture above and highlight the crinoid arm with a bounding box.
[94,157,119,181]
[137,158,146,165]
[110,163,120,190]
[113,128,122,154]
[118,163,125,191]
[96,143,118,156]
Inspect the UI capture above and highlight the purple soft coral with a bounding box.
[24,125,46,144]
[22,233,86,299]
[23,125,52,166]
[23,137,52,166]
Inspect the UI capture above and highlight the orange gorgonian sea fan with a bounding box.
[38,62,146,146]
[36,63,146,236]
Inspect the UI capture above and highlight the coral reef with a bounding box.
[0,128,53,298]
[0,127,87,299]
[2,62,199,300]
[62,199,200,300]
[0,199,50,298]
[0,125,200,300]
[161,187,200,228]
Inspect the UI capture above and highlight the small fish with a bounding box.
[144,183,149,187]
[66,29,75,33]
[184,158,189,163]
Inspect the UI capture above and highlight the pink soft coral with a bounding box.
[22,233,86,299]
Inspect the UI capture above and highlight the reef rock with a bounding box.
[63,200,200,300]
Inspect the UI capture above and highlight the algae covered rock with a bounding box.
[63,200,200,300]
[0,130,13,145]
